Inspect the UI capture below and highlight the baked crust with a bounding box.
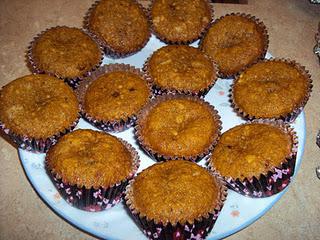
[209,123,293,180]
[0,74,79,138]
[46,129,134,188]
[130,160,219,224]
[31,26,101,79]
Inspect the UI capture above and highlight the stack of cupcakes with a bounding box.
[0,0,313,239]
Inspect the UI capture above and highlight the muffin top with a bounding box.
[137,96,221,158]
[146,45,217,93]
[129,160,220,224]
[0,74,79,139]
[83,70,150,122]
[150,0,212,43]
[233,60,310,119]
[46,129,135,188]
[87,0,150,55]
[209,123,293,180]
[31,26,101,79]
[200,14,268,77]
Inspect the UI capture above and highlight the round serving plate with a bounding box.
[18,35,306,240]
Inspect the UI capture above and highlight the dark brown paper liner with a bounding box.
[135,94,222,162]
[46,138,140,211]
[230,58,313,122]
[27,26,104,89]
[207,119,298,198]
[199,12,269,79]
[83,0,151,58]
[148,0,214,45]
[76,63,153,132]
[124,165,228,239]
[0,116,80,153]
[143,46,219,97]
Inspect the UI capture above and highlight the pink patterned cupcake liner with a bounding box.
[46,138,140,211]
[208,119,298,198]
[225,154,296,197]
[0,116,79,153]
[51,175,126,211]
[80,114,136,133]
[132,211,219,240]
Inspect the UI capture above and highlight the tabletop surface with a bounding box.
[0,0,319,239]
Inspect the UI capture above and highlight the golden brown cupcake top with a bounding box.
[209,123,293,180]
[147,45,216,93]
[137,96,220,158]
[87,0,150,55]
[233,60,310,119]
[46,129,134,188]
[83,70,150,121]
[129,160,220,224]
[200,14,268,77]
[31,26,101,79]
[151,0,212,43]
[0,74,79,139]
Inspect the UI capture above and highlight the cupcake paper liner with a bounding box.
[83,0,151,58]
[199,12,269,79]
[0,116,80,153]
[143,46,219,97]
[230,58,313,122]
[124,166,228,240]
[76,63,153,132]
[27,26,104,89]
[46,138,140,211]
[135,94,222,162]
[148,0,214,45]
[208,119,298,198]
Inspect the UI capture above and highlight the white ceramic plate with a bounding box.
[19,36,306,240]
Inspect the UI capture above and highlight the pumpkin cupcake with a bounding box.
[135,94,222,162]
[76,64,152,132]
[46,129,140,211]
[200,13,269,78]
[150,0,213,44]
[85,0,150,57]
[125,160,227,239]
[28,26,103,88]
[208,120,298,197]
[231,59,312,122]
[144,45,218,96]
[0,74,79,153]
